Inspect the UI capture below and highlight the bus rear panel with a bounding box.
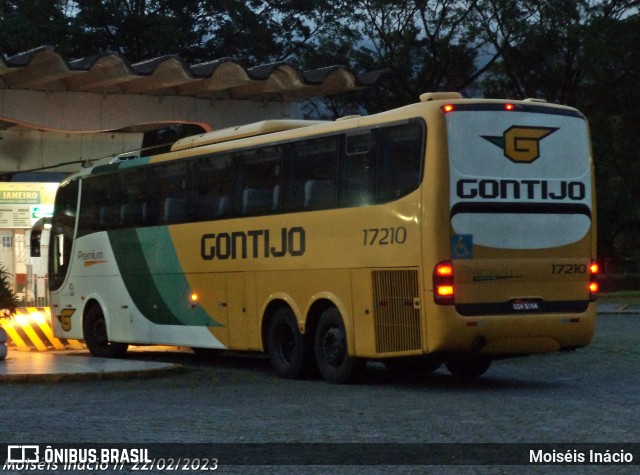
[428,101,596,357]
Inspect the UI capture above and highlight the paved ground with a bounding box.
[596,300,640,314]
[0,348,182,382]
[0,300,635,382]
[0,304,637,474]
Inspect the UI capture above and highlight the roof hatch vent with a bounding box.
[419,92,463,102]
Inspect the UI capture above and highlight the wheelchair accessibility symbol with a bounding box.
[451,234,473,259]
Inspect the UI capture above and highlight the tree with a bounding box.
[579,13,640,268]
[69,0,213,61]
[301,0,499,117]
[0,0,73,56]
[473,0,628,103]
[203,0,347,63]
[0,266,17,319]
[68,0,346,63]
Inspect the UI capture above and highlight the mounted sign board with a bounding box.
[0,183,58,229]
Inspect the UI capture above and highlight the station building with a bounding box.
[0,46,379,305]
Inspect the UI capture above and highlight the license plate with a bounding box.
[511,300,541,312]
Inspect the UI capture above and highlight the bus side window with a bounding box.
[120,202,144,226]
[78,177,99,236]
[304,179,336,209]
[283,136,338,212]
[376,122,424,202]
[115,169,149,228]
[340,131,376,207]
[232,146,281,216]
[188,154,232,221]
[154,162,188,225]
[78,175,118,236]
[164,198,185,224]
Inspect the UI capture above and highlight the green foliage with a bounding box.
[303,0,485,114]
[69,0,213,61]
[0,266,17,319]
[0,0,639,266]
[472,1,640,264]
[65,0,348,63]
[0,0,72,55]
[579,14,640,263]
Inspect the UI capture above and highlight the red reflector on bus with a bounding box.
[434,261,455,305]
[505,103,515,111]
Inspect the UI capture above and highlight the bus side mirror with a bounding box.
[30,230,42,257]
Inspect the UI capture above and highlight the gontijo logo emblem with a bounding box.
[482,126,558,163]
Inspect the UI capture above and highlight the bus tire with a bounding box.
[83,304,128,358]
[314,307,364,384]
[267,307,310,379]
[445,355,492,379]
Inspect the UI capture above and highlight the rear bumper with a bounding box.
[426,302,596,356]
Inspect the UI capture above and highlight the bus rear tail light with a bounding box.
[434,261,455,305]
[589,260,599,301]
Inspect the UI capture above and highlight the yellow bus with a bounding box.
[38,92,598,382]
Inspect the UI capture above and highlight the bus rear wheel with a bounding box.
[314,308,364,384]
[267,307,311,379]
[83,304,128,358]
[445,355,492,379]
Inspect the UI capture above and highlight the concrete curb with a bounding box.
[0,351,184,383]
[597,302,640,315]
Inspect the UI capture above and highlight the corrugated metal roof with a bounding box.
[0,45,383,101]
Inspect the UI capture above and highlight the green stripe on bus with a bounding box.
[108,227,222,327]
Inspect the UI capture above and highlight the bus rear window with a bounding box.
[447,109,592,250]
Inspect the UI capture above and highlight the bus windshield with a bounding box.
[49,180,78,291]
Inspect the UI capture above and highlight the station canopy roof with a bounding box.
[0,45,382,105]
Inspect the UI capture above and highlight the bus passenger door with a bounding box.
[226,273,259,350]
[194,273,228,347]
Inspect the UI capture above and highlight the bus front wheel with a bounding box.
[266,307,310,379]
[314,308,364,384]
[445,355,492,379]
[83,304,128,358]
